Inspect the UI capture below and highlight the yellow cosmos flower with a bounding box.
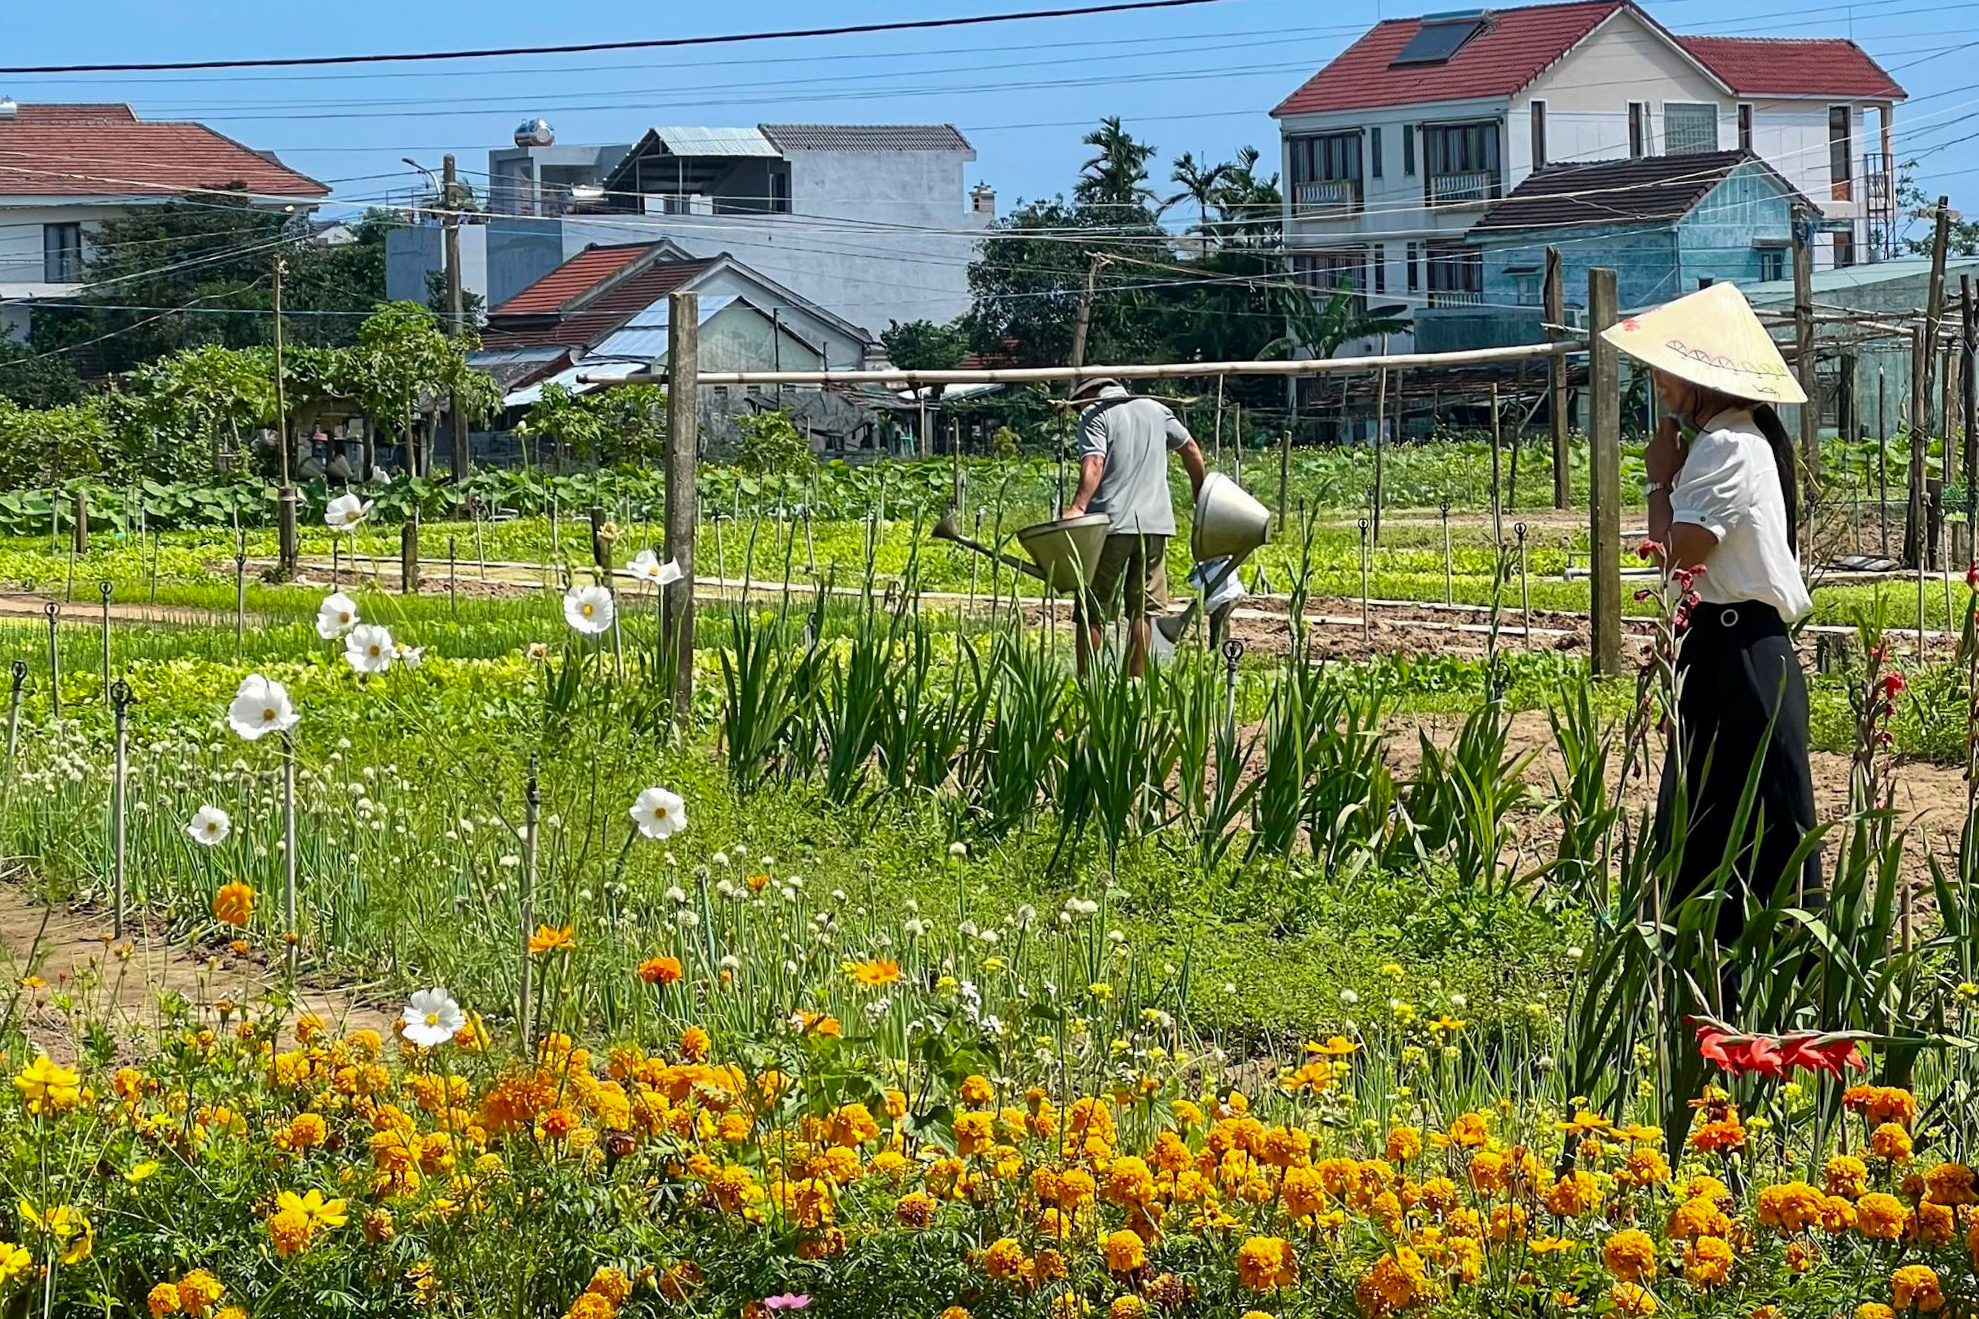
[528,924,576,956]
[0,1241,29,1286]
[276,1188,349,1231]
[19,1201,91,1264]
[15,1054,80,1116]
[846,958,901,988]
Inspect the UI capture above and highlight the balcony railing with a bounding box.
[1428,170,1499,205]
[1426,288,1485,308]
[1293,178,1360,217]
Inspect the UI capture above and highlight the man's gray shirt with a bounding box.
[1078,386,1193,535]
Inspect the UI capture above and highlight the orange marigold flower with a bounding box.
[176,1271,225,1318]
[1688,1115,1746,1156]
[1354,1247,1428,1317]
[636,956,682,986]
[1892,1264,1943,1312]
[1447,1113,1489,1148]
[1910,1199,1955,1248]
[679,1026,711,1063]
[1384,1126,1423,1162]
[1858,1192,1908,1240]
[1861,1306,1899,1319]
[1872,1123,1915,1162]
[1682,1236,1733,1288]
[1926,1163,1976,1206]
[1610,1282,1659,1316]
[1825,1155,1870,1197]
[1756,1182,1824,1234]
[1547,1171,1600,1218]
[1236,1236,1298,1292]
[1602,1228,1658,1284]
[1844,1085,1917,1126]
[585,1267,632,1307]
[267,1208,312,1258]
[895,1191,937,1230]
[212,882,255,928]
[983,1237,1027,1283]
[148,1284,182,1317]
[527,925,575,956]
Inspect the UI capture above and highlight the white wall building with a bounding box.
[1271,0,1903,345]
[390,122,992,334]
[0,102,327,341]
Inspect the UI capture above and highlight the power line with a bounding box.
[0,0,1257,76]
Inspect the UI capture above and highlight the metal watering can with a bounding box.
[931,509,1111,594]
[1157,474,1271,644]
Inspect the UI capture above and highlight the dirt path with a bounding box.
[1390,709,1966,896]
[0,882,394,1062]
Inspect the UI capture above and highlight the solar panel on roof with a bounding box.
[1392,15,1488,66]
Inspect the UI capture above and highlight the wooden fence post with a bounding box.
[1587,267,1623,677]
[1545,246,1570,510]
[665,292,699,716]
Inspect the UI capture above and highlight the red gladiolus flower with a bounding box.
[1635,540,1664,561]
[1777,1033,1867,1079]
[1967,561,1978,591]
[1880,673,1906,699]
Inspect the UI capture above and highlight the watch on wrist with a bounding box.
[1644,479,1669,496]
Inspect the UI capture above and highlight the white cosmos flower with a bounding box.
[563,584,615,635]
[628,549,683,586]
[344,624,395,674]
[227,674,298,741]
[186,805,231,847]
[400,988,464,1048]
[324,492,372,531]
[393,642,425,670]
[629,786,686,840]
[315,591,360,640]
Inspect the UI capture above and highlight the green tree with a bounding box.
[735,410,811,476]
[0,340,84,409]
[517,384,602,472]
[964,197,1170,368]
[587,384,668,466]
[350,302,496,476]
[1167,152,1232,246]
[0,397,112,488]
[120,343,277,477]
[1077,117,1162,215]
[880,319,971,371]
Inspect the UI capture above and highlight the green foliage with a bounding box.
[880,319,970,371]
[0,396,112,487]
[0,339,83,408]
[735,410,811,477]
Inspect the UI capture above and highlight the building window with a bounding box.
[1406,241,1420,291]
[1293,249,1369,310]
[1370,126,1383,179]
[1756,246,1785,282]
[1664,103,1719,155]
[1289,132,1364,214]
[1424,243,1482,306]
[1530,100,1547,169]
[1423,120,1502,204]
[1403,124,1416,176]
[1833,230,1856,268]
[1628,103,1646,158]
[1373,243,1387,292]
[1737,103,1754,152]
[1829,105,1853,201]
[1505,264,1541,306]
[769,169,791,214]
[42,223,81,284]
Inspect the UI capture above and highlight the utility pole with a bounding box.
[444,153,470,482]
[273,256,296,577]
[1544,245,1569,509]
[663,292,699,717]
[1791,204,1818,547]
[1068,252,1106,374]
[1923,196,1953,450]
[1587,267,1622,677]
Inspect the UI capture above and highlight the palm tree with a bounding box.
[1260,278,1408,361]
[1214,147,1284,247]
[1077,117,1160,215]
[1167,152,1231,251]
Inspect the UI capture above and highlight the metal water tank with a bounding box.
[513,118,554,149]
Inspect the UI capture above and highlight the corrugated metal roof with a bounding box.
[588,296,737,361]
[649,126,780,157]
[761,124,972,153]
[504,360,643,408]
[1474,151,1772,232]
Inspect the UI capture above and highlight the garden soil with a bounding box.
[0,882,393,1063]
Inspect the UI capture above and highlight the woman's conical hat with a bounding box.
[1598,281,1805,406]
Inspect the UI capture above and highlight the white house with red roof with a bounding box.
[1271,0,1903,340]
[0,101,328,339]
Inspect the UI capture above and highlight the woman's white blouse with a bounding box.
[1668,410,1813,622]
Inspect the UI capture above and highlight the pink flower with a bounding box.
[1635,540,1664,561]
[764,1298,812,1313]
[1967,561,1978,592]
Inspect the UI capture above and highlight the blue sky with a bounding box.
[5,0,1974,237]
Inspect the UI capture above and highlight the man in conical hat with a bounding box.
[1601,281,1818,1002]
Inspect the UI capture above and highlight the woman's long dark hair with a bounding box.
[1693,387,1799,549]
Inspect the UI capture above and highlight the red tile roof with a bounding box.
[492,243,654,316]
[0,103,326,198]
[1273,3,1906,118]
[1273,1,1622,116]
[1675,37,1904,98]
[483,243,715,351]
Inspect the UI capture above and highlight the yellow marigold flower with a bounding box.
[1858,1192,1908,1240]
[212,882,255,928]
[1602,1228,1658,1284]
[147,1283,182,1317]
[1861,1306,1899,1319]
[847,958,901,988]
[176,1270,225,1317]
[1912,1199,1956,1248]
[954,1110,995,1155]
[1385,1126,1422,1162]
[679,1026,711,1062]
[1610,1282,1659,1315]
[1893,1264,1943,1312]
[585,1267,631,1307]
[1355,1247,1428,1316]
[527,924,575,956]
[1615,1147,1672,1188]
[1447,1112,1489,1148]
[565,1294,614,1319]
[1110,1298,1147,1319]
[1872,1123,1915,1162]
[1104,1228,1147,1273]
[267,1209,311,1259]
[1682,1236,1733,1288]
[939,1310,971,1319]
[958,1074,994,1105]
[214,1311,247,1319]
[15,1053,81,1116]
[1826,1154,1870,1197]
[1236,1236,1298,1292]
[0,1242,28,1287]
[983,1237,1026,1282]
[286,1112,328,1150]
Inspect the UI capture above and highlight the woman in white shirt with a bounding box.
[1603,283,1819,966]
